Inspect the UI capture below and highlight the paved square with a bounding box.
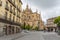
[0,31,60,40]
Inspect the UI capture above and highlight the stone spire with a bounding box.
[30,8,32,12]
[26,4,29,9]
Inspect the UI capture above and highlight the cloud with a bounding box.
[26,0,58,9]
[22,0,60,22]
[43,7,60,22]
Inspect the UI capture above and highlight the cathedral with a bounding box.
[21,5,44,30]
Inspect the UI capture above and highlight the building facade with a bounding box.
[46,17,57,32]
[39,20,44,30]
[0,0,22,35]
[21,5,44,30]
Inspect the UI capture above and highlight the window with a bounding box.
[13,8,15,15]
[5,12,7,19]
[11,0,12,2]
[19,0,21,2]
[9,14,11,21]
[17,10,18,16]
[14,0,15,4]
[29,16,30,19]
[6,1,8,7]
[5,1,9,10]
[13,16,15,22]
[0,0,2,6]
[16,18,18,23]
[10,5,12,13]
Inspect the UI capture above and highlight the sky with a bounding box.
[21,0,60,23]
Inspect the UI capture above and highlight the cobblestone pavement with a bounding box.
[0,31,60,40]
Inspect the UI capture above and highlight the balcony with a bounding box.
[8,0,16,8]
[8,0,21,12]
[0,16,21,26]
[5,5,9,11]
[0,14,21,26]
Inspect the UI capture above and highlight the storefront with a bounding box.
[47,27,57,32]
[3,25,21,35]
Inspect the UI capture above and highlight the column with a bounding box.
[6,25,9,35]
[14,27,16,33]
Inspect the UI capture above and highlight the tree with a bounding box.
[54,16,60,27]
[54,16,60,35]
[34,26,39,31]
[25,24,32,30]
[21,22,26,29]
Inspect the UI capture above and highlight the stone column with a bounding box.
[14,27,16,33]
[11,26,13,34]
[6,25,9,35]
[12,26,15,34]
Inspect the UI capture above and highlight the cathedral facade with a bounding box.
[21,5,44,30]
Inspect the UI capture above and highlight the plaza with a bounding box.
[0,31,60,40]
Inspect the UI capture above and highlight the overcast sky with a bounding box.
[21,0,60,23]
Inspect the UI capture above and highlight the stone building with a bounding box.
[21,5,44,30]
[46,17,57,32]
[0,0,22,35]
[39,20,44,30]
